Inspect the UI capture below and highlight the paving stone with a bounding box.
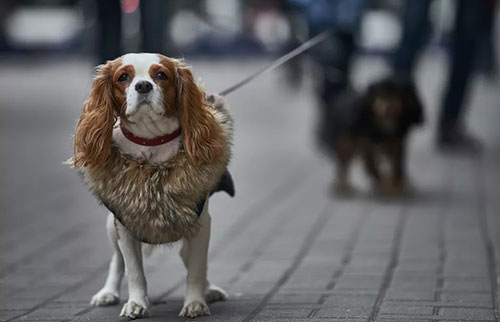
[379,303,434,315]
[0,310,28,321]
[376,319,433,322]
[255,308,313,319]
[440,291,493,306]
[385,290,436,301]
[320,294,376,307]
[439,307,496,320]
[443,278,491,292]
[314,306,372,318]
[268,294,323,305]
[252,319,366,322]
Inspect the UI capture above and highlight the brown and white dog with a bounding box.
[72,53,229,319]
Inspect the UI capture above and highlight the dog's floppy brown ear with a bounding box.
[175,61,223,165]
[73,61,117,168]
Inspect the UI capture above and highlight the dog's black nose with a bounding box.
[135,81,153,94]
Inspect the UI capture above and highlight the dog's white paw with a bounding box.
[179,299,210,318]
[120,299,151,319]
[205,284,228,303]
[90,289,120,306]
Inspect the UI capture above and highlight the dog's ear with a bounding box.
[174,61,223,165]
[73,61,117,168]
[401,79,424,127]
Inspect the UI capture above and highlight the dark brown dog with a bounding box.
[318,76,424,196]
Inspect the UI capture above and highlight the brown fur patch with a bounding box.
[149,62,176,116]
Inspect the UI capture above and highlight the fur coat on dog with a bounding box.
[77,104,233,244]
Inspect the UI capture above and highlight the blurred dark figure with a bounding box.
[320,76,423,196]
[0,1,13,52]
[476,1,499,79]
[278,1,306,88]
[392,0,494,152]
[96,0,167,63]
[281,0,366,103]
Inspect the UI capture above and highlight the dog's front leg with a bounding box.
[115,220,151,319]
[383,138,406,196]
[389,138,406,186]
[91,213,124,306]
[361,142,381,185]
[179,202,211,318]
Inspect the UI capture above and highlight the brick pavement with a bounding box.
[0,57,499,322]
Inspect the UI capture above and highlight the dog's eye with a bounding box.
[155,72,167,80]
[118,73,129,82]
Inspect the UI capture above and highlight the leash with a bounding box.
[218,29,332,97]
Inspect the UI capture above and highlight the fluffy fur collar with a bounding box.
[78,105,232,244]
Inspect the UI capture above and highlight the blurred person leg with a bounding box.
[279,0,306,88]
[321,29,355,104]
[437,0,489,151]
[391,0,432,75]
[140,0,167,54]
[0,1,14,52]
[281,0,364,102]
[96,0,122,63]
[475,0,497,79]
[308,0,366,104]
[334,134,356,195]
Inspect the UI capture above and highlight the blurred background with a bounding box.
[0,0,498,142]
[0,0,496,57]
[1,1,500,321]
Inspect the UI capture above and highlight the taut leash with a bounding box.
[218,29,332,97]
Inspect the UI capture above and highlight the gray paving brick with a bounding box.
[334,275,383,290]
[379,304,434,315]
[321,294,376,307]
[0,310,27,321]
[388,279,436,291]
[255,308,312,319]
[385,290,436,301]
[314,306,372,318]
[252,319,366,322]
[376,319,433,322]
[268,294,323,305]
[440,291,493,306]
[439,307,496,320]
[443,278,491,292]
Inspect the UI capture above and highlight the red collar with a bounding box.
[120,124,182,146]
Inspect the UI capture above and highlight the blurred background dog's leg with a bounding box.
[361,142,381,189]
[382,138,406,196]
[334,135,355,195]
